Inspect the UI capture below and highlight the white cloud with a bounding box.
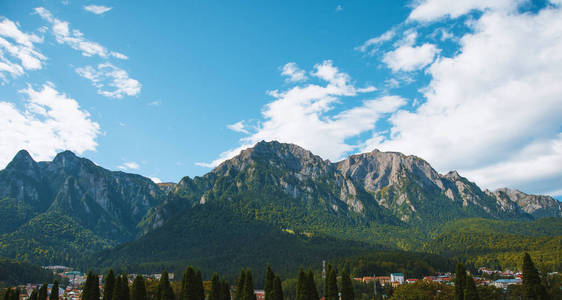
[147,100,161,106]
[408,0,523,22]
[117,161,140,170]
[356,29,396,54]
[336,5,343,12]
[76,63,141,98]
[281,62,307,82]
[382,43,440,72]
[149,177,162,184]
[34,7,126,59]
[83,5,113,15]
[0,17,46,81]
[0,83,100,168]
[227,121,249,134]
[197,60,402,168]
[365,3,562,195]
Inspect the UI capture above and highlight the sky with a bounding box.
[1,0,561,199]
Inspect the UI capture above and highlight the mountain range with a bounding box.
[0,141,560,277]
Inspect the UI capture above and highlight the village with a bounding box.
[4,265,539,300]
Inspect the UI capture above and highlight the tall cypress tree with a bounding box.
[325,266,338,300]
[296,268,306,300]
[11,288,19,300]
[271,276,283,300]
[103,269,116,300]
[234,269,246,300]
[3,288,11,300]
[243,269,256,300]
[83,271,100,300]
[463,275,479,300]
[195,269,205,300]
[264,265,274,300]
[38,283,48,300]
[181,267,196,300]
[131,275,147,300]
[220,279,231,300]
[209,273,221,300]
[29,289,38,300]
[50,280,59,300]
[340,269,354,300]
[455,263,467,300]
[307,270,319,300]
[112,274,130,300]
[156,271,175,300]
[522,253,547,300]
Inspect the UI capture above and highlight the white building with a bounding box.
[391,273,404,284]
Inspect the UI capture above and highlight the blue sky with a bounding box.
[1,0,561,199]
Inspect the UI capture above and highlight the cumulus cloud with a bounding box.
[0,17,46,81]
[382,43,440,72]
[34,7,126,59]
[281,62,307,82]
[83,5,113,15]
[76,63,141,98]
[197,60,401,168]
[364,2,562,195]
[408,0,523,22]
[117,161,140,170]
[0,83,100,168]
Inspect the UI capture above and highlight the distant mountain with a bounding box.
[0,150,164,264]
[106,141,561,276]
[0,142,560,271]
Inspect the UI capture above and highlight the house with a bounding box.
[362,276,375,283]
[493,279,522,289]
[390,273,404,284]
[255,290,265,300]
[405,279,418,284]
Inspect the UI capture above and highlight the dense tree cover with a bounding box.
[242,270,256,300]
[325,265,338,300]
[0,258,54,285]
[235,269,246,300]
[0,212,116,266]
[390,281,454,299]
[424,218,562,271]
[38,283,48,300]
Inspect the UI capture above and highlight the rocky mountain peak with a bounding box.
[5,150,37,171]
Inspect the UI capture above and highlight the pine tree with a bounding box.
[195,269,205,300]
[38,283,48,300]
[50,280,59,300]
[340,269,354,300]
[307,271,319,300]
[243,269,256,300]
[296,268,306,300]
[112,274,130,300]
[181,267,196,300]
[264,265,274,300]
[209,273,221,300]
[325,266,338,300]
[29,289,38,300]
[156,271,175,300]
[220,279,231,300]
[271,276,283,300]
[455,263,467,300]
[103,269,116,300]
[463,275,479,300]
[83,271,100,300]
[234,269,246,300]
[522,252,548,300]
[131,275,147,300]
